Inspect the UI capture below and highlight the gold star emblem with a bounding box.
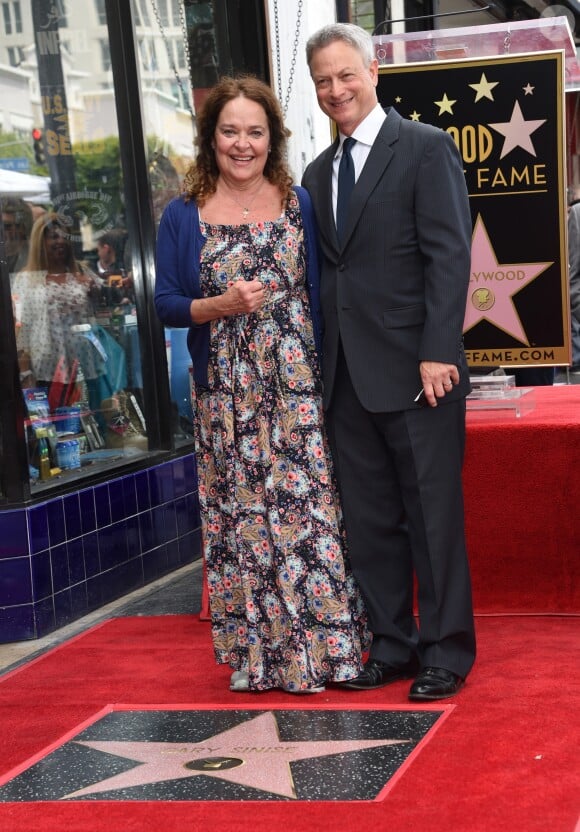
[434,93,457,115]
[469,73,499,102]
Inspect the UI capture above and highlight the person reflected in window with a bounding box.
[12,213,103,409]
[94,228,133,309]
[2,197,33,276]
[155,75,367,694]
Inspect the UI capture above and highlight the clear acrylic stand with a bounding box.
[373,17,580,91]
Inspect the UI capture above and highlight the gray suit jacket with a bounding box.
[303,107,472,412]
[567,202,580,325]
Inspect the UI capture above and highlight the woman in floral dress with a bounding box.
[155,77,367,693]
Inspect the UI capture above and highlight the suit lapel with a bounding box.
[310,140,338,248]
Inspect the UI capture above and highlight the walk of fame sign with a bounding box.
[0,706,450,802]
[377,50,571,369]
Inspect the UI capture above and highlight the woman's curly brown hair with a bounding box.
[182,75,293,206]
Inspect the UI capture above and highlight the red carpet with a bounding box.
[0,614,578,831]
[198,386,580,621]
[463,386,580,615]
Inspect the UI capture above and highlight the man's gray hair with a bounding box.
[306,23,375,69]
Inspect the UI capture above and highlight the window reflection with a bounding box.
[0,0,157,492]
[10,211,147,485]
[0,0,248,490]
[2,196,33,273]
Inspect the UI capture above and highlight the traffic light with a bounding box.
[32,128,45,165]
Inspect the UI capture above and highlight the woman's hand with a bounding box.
[190,279,266,324]
[222,279,265,315]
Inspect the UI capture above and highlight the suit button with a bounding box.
[338,264,345,271]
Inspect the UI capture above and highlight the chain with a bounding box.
[273,0,303,118]
[150,0,195,123]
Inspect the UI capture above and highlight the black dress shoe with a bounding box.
[408,666,464,701]
[340,658,418,690]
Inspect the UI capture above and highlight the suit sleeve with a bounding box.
[414,129,472,364]
[294,185,323,360]
[568,204,580,324]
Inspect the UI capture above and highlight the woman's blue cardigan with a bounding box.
[154,186,322,387]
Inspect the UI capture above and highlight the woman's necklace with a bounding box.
[222,178,266,219]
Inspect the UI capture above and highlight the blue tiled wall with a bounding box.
[0,455,201,642]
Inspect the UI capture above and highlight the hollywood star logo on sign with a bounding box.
[378,52,569,368]
[465,213,552,344]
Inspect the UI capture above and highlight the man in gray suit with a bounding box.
[303,23,476,700]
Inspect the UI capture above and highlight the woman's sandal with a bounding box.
[230,670,249,692]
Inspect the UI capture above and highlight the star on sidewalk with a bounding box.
[488,100,546,159]
[63,711,410,800]
[465,214,552,344]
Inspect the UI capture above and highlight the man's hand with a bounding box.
[419,361,460,407]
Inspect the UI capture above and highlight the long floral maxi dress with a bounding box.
[196,196,367,692]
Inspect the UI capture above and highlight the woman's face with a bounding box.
[44,225,70,266]
[213,95,270,184]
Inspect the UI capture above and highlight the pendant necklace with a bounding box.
[223,178,266,219]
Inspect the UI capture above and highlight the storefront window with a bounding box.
[1,0,156,495]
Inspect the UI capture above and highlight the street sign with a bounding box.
[0,158,30,173]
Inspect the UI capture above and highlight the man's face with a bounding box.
[2,212,25,255]
[309,39,378,136]
[97,242,114,267]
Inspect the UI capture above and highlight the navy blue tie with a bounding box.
[336,137,356,243]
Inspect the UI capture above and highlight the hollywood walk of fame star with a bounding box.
[488,100,546,160]
[62,711,410,801]
[469,72,499,102]
[465,214,553,343]
[434,93,456,116]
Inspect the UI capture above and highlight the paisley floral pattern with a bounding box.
[196,196,367,692]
